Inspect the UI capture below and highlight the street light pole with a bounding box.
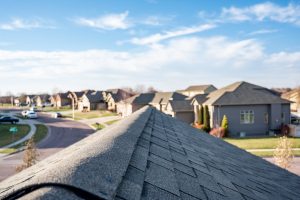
[72,97,75,120]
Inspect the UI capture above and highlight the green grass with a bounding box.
[0,103,13,107]
[224,137,300,149]
[0,124,48,154]
[0,124,30,147]
[105,119,120,125]
[42,106,72,112]
[64,111,117,120]
[92,123,105,130]
[248,150,300,157]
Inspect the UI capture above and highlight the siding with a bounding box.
[175,112,194,124]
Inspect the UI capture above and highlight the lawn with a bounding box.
[64,111,117,120]
[0,103,13,107]
[0,124,48,154]
[0,124,30,147]
[248,150,300,157]
[42,106,72,112]
[224,137,300,149]
[105,119,120,125]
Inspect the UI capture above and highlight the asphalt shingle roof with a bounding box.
[169,100,194,112]
[1,107,300,200]
[185,85,216,92]
[86,91,105,103]
[204,81,291,106]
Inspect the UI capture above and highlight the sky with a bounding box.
[0,0,300,95]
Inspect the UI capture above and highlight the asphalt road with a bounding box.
[0,111,94,181]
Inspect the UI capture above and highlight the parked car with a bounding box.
[52,112,62,118]
[0,116,19,124]
[26,111,38,119]
[42,102,53,107]
[21,110,29,117]
[30,107,39,112]
[19,103,28,107]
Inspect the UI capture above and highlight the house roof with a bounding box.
[282,88,300,99]
[204,81,291,106]
[106,89,133,103]
[169,100,194,112]
[86,91,105,103]
[124,93,156,105]
[191,94,209,105]
[1,106,300,200]
[185,85,216,92]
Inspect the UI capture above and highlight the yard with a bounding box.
[224,137,300,157]
[63,110,118,120]
[42,106,72,112]
[0,124,30,147]
[0,124,48,154]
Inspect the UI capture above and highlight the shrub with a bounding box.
[16,137,39,172]
[203,105,211,132]
[209,127,225,138]
[197,105,204,125]
[221,115,228,136]
[273,136,293,169]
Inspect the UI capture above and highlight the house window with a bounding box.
[281,113,285,123]
[240,110,254,124]
[264,113,268,124]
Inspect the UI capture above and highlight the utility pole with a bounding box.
[72,97,75,120]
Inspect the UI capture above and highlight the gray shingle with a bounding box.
[145,162,180,196]
[130,146,149,171]
[150,143,172,161]
[141,183,180,200]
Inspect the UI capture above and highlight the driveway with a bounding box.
[0,112,94,181]
[264,157,300,176]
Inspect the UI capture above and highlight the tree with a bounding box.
[197,105,204,125]
[221,115,228,136]
[134,84,146,94]
[16,138,39,172]
[147,86,158,93]
[203,105,211,132]
[273,136,293,169]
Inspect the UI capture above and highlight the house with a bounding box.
[78,91,106,112]
[165,100,194,123]
[33,94,50,107]
[105,89,134,111]
[1,107,300,200]
[25,95,35,106]
[192,81,291,137]
[178,84,217,97]
[69,91,86,109]
[0,96,13,105]
[282,88,300,112]
[54,92,72,108]
[116,92,187,117]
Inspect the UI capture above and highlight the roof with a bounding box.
[106,89,133,103]
[1,106,300,200]
[86,91,105,103]
[57,92,70,99]
[124,93,155,105]
[151,92,187,104]
[192,94,209,105]
[169,100,194,112]
[282,88,300,99]
[204,81,291,106]
[185,85,216,92]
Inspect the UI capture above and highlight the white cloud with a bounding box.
[221,2,300,26]
[1,35,299,94]
[130,24,216,45]
[247,29,278,36]
[141,15,173,26]
[75,11,131,30]
[0,18,54,30]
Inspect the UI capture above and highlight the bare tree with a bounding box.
[16,138,39,172]
[273,136,293,169]
[147,86,158,93]
[134,84,146,94]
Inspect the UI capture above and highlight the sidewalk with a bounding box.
[79,115,121,129]
[247,148,300,152]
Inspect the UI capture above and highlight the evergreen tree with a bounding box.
[221,115,228,136]
[203,105,211,132]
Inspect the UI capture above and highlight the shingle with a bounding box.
[148,153,174,171]
[151,136,169,149]
[175,170,207,200]
[204,188,227,200]
[141,183,180,200]
[124,166,144,185]
[117,179,143,200]
[174,162,196,177]
[145,162,180,196]
[130,145,149,171]
[195,170,222,194]
[171,151,191,166]
[150,143,172,161]
[180,192,204,200]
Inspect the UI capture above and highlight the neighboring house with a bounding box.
[117,92,187,117]
[69,91,86,109]
[282,88,300,112]
[78,91,106,112]
[33,94,50,107]
[192,81,291,137]
[105,89,134,111]
[26,95,35,106]
[0,96,13,105]
[1,107,300,200]
[178,84,217,97]
[55,92,72,108]
[165,100,194,123]
[14,95,27,106]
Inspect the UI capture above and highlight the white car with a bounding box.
[26,111,38,119]
[21,110,29,117]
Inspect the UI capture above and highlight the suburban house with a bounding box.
[117,92,187,117]
[33,94,50,107]
[78,91,106,112]
[0,96,13,105]
[68,91,86,109]
[105,89,134,111]
[165,99,194,123]
[192,81,291,137]
[54,92,72,108]
[178,84,217,97]
[1,107,300,200]
[282,88,300,112]
[25,95,35,106]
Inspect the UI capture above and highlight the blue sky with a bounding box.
[0,0,300,94]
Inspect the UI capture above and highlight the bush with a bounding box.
[197,105,204,125]
[203,105,211,132]
[221,115,228,136]
[209,127,225,138]
[274,136,293,169]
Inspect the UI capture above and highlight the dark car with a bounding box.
[0,116,19,124]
